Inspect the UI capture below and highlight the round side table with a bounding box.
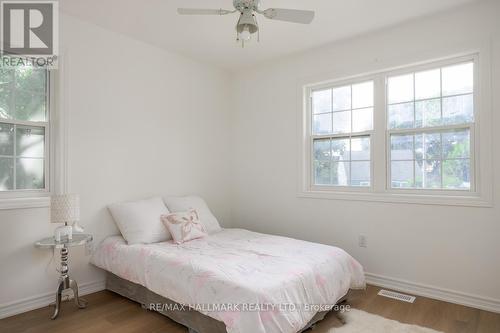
[35,233,93,319]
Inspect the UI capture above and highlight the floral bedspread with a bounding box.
[91,228,365,333]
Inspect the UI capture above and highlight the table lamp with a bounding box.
[51,194,83,242]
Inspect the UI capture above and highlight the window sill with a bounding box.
[298,189,492,207]
[0,196,50,210]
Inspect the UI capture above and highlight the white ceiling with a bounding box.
[60,0,478,71]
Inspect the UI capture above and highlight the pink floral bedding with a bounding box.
[91,228,365,333]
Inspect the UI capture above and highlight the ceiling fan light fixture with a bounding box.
[239,25,252,41]
[177,0,315,47]
[236,10,258,36]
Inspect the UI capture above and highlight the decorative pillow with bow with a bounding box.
[161,209,207,244]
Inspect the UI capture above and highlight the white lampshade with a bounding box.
[51,194,80,224]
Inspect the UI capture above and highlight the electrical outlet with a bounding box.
[358,235,367,248]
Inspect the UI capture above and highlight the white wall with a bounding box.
[0,13,233,314]
[231,0,500,306]
[1,0,499,319]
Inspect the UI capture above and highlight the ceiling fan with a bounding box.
[177,0,315,47]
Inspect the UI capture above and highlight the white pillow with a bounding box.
[108,197,171,245]
[163,196,221,234]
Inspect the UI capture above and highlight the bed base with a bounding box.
[106,272,352,333]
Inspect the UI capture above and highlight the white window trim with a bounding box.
[0,57,67,210]
[309,76,375,191]
[298,51,493,207]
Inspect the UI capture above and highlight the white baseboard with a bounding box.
[366,272,500,314]
[0,279,106,319]
[2,273,499,319]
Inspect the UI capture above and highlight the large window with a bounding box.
[311,81,373,187]
[0,66,49,193]
[302,54,490,205]
[388,62,473,190]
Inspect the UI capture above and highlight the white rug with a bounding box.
[313,309,443,333]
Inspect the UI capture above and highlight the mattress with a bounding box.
[91,228,366,333]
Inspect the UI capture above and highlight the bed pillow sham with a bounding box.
[161,209,207,244]
[163,196,221,234]
[108,197,171,245]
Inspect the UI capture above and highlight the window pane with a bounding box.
[415,69,440,100]
[15,68,46,93]
[16,126,45,158]
[0,69,14,85]
[16,158,44,189]
[352,81,373,109]
[388,74,414,104]
[313,139,331,161]
[0,89,11,120]
[351,137,370,161]
[313,113,332,134]
[12,67,47,122]
[0,70,13,119]
[415,99,441,128]
[0,123,14,156]
[415,160,441,189]
[443,130,470,159]
[312,89,331,114]
[391,161,414,188]
[14,91,46,122]
[443,159,470,189]
[0,157,14,190]
[388,102,414,129]
[391,135,413,161]
[415,133,441,160]
[331,138,350,161]
[332,111,351,134]
[442,62,473,96]
[352,108,373,132]
[331,161,350,186]
[332,86,350,111]
[442,94,473,125]
[351,161,370,186]
[314,160,331,185]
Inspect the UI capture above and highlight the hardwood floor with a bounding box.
[1,285,499,333]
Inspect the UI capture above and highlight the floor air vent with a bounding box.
[377,289,416,303]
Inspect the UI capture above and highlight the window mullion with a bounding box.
[387,123,472,135]
[372,74,386,192]
[349,85,353,186]
[440,132,443,188]
[13,124,17,190]
[413,134,416,188]
[312,131,372,140]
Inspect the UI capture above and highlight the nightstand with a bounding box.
[35,233,93,319]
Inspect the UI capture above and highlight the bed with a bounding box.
[91,228,366,333]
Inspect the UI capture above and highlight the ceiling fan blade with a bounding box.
[177,8,233,15]
[261,8,315,24]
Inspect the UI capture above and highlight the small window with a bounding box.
[311,81,373,187]
[387,62,473,190]
[0,66,49,192]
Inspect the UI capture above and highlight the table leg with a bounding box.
[51,246,87,319]
[69,278,87,308]
[51,279,64,320]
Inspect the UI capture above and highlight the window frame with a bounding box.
[306,75,376,192]
[384,56,477,195]
[299,52,492,207]
[0,68,55,204]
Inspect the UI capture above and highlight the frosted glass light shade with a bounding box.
[51,194,80,224]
